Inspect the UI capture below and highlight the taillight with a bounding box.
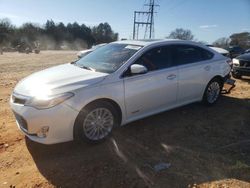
[226,59,233,68]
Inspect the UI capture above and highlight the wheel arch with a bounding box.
[201,75,224,104]
[210,75,224,87]
[86,98,123,125]
[73,98,123,140]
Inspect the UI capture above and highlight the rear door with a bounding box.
[170,45,214,104]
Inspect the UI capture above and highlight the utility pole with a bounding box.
[149,0,154,38]
[132,0,159,40]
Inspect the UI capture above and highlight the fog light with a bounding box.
[37,126,49,138]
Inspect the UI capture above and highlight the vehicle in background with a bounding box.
[10,39,231,144]
[207,45,230,57]
[77,43,107,58]
[228,46,245,58]
[76,49,92,59]
[232,53,250,79]
[245,49,250,54]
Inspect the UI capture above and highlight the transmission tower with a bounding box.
[133,0,159,40]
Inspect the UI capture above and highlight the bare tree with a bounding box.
[167,28,194,41]
[0,18,14,47]
[212,37,230,49]
[230,32,250,49]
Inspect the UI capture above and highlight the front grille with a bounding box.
[240,60,250,68]
[13,111,28,131]
[13,96,26,104]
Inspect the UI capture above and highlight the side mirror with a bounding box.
[130,64,148,75]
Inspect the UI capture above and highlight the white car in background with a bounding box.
[77,43,106,58]
[207,45,230,57]
[10,39,231,144]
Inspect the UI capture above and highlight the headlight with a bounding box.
[232,58,240,66]
[26,92,74,110]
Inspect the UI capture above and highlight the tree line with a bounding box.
[167,28,250,50]
[1,18,249,51]
[0,18,118,50]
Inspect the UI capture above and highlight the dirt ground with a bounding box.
[0,51,250,188]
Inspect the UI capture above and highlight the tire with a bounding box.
[74,101,119,143]
[232,72,242,79]
[202,78,222,105]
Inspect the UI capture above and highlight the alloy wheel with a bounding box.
[83,108,114,141]
[206,82,221,104]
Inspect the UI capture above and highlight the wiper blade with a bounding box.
[81,66,96,72]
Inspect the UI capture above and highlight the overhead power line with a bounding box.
[132,0,159,40]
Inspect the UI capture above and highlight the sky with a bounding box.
[0,0,250,43]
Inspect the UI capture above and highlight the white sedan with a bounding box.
[10,39,231,144]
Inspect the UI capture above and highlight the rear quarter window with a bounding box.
[171,45,214,65]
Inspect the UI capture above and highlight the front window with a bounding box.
[76,43,142,73]
[135,46,172,71]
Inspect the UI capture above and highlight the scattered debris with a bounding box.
[219,139,250,149]
[153,162,171,172]
[241,120,245,126]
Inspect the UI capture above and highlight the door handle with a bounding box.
[167,74,176,80]
[204,65,211,71]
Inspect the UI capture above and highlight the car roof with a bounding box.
[114,39,181,46]
[113,39,210,49]
[113,39,226,60]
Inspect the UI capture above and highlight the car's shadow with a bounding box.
[26,95,250,188]
[233,76,250,84]
[240,76,250,84]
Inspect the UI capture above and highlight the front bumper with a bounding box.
[10,101,79,144]
[232,67,250,76]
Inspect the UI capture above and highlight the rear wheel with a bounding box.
[74,101,119,143]
[203,78,222,105]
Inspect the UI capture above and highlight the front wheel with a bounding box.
[203,79,222,105]
[74,101,119,143]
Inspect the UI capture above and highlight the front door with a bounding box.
[123,46,178,120]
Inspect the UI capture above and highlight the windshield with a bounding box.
[91,43,106,50]
[75,43,142,73]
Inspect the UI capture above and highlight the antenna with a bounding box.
[133,0,159,40]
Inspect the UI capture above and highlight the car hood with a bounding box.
[236,53,250,61]
[14,63,108,97]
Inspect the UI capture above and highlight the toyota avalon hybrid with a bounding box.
[10,39,232,144]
